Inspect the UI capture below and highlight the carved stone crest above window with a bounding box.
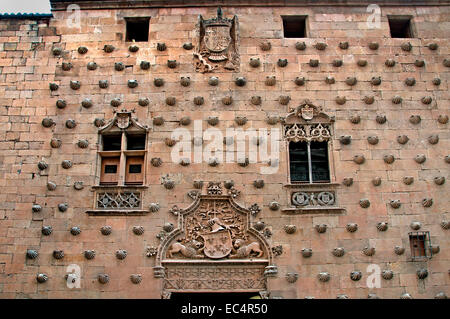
[98,109,149,133]
[194,7,239,73]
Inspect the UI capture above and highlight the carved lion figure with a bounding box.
[167,240,204,259]
[229,239,263,259]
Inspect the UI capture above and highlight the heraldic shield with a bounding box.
[202,229,233,259]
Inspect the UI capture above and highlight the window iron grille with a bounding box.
[409,231,432,260]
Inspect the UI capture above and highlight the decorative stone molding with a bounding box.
[253,221,265,231]
[146,246,158,257]
[96,191,142,210]
[194,8,239,72]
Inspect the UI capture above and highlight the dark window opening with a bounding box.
[409,231,432,260]
[103,135,122,151]
[289,141,330,183]
[129,164,142,174]
[125,17,150,42]
[104,165,117,174]
[127,134,146,150]
[388,16,414,38]
[282,15,307,38]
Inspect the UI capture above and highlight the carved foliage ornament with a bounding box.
[194,7,239,73]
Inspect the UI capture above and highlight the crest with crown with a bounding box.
[202,7,233,28]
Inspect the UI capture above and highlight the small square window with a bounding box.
[125,17,150,42]
[409,231,432,260]
[102,134,122,151]
[127,134,146,150]
[282,16,307,38]
[388,15,415,38]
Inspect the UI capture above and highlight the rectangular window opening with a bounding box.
[388,15,414,38]
[289,141,330,183]
[282,15,307,38]
[104,165,117,174]
[100,157,120,185]
[127,134,146,150]
[125,156,144,185]
[102,134,122,151]
[409,231,431,260]
[125,17,150,42]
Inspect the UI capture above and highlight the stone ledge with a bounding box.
[283,182,341,189]
[281,207,346,215]
[85,209,149,216]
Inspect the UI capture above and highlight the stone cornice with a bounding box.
[50,0,450,11]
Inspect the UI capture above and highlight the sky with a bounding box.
[1,0,52,14]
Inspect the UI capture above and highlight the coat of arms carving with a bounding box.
[194,7,239,73]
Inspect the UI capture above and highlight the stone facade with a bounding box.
[0,0,448,299]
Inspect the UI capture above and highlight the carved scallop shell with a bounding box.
[179,158,190,166]
[70,80,80,90]
[372,176,382,186]
[61,160,72,169]
[363,95,374,104]
[154,78,164,87]
[397,135,409,144]
[376,115,387,124]
[180,76,190,87]
[42,226,52,236]
[294,77,306,86]
[342,178,353,187]
[368,42,379,50]
[346,223,358,232]
[284,225,297,234]
[376,222,388,231]
[103,44,114,52]
[265,76,276,86]
[434,176,445,185]
[394,246,405,255]
[53,250,64,260]
[414,59,425,67]
[137,98,149,107]
[357,59,367,67]
[36,273,48,283]
[421,96,432,105]
[260,41,271,51]
[415,154,426,163]
[278,59,288,67]
[132,226,145,235]
[409,115,421,124]
[295,41,306,50]
[318,272,330,282]
[208,157,219,167]
[149,202,160,213]
[410,221,421,230]
[222,96,233,105]
[428,43,438,50]
[339,41,349,49]
[333,59,343,67]
[390,200,401,209]
[251,95,262,105]
[98,274,109,284]
[205,116,218,126]
[315,224,327,233]
[335,96,346,105]
[401,42,412,51]
[183,42,193,50]
[42,118,55,128]
[279,95,291,105]
[179,116,191,126]
[86,61,97,70]
[84,250,95,260]
[444,59,450,67]
[140,61,150,70]
[52,47,62,55]
[73,181,84,190]
[249,57,260,67]
[235,116,248,126]
[163,179,175,190]
[428,134,439,144]
[224,180,234,189]
[37,161,48,170]
[435,292,447,299]
[165,96,176,106]
[332,247,345,257]
[301,248,313,258]
[127,80,138,88]
[392,95,402,104]
[382,270,394,280]
[130,274,142,284]
[286,272,298,283]
[422,198,433,207]
[98,80,109,89]
[237,157,249,167]
[371,76,381,85]
[157,42,166,51]
[405,77,416,86]
[400,293,413,299]
[151,157,163,168]
[350,115,360,124]
[56,99,66,109]
[403,176,414,185]
[65,119,76,129]
[110,98,122,107]
[325,76,335,84]
[49,82,59,91]
[153,116,164,126]
[208,76,219,86]
[438,114,448,124]
[32,204,41,213]
[417,269,428,279]
[94,118,105,127]
[253,179,264,189]
[350,271,362,281]
[100,226,112,235]
[70,226,81,236]
[27,249,38,259]
[383,154,395,164]
[385,59,396,67]
[359,199,370,208]
[431,245,440,254]
[353,155,365,164]
[116,250,127,260]
[47,181,57,191]
[367,136,379,145]
[309,59,319,67]
[362,246,375,256]
[193,96,204,105]
[314,42,327,50]
[166,59,177,68]
[339,135,351,145]
[269,201,280,211]
[432,77,441,85]
[61,62,72,71]
[235,77,247,86]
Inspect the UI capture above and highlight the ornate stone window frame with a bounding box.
[86,109,150,216]
[281,100,344,215]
